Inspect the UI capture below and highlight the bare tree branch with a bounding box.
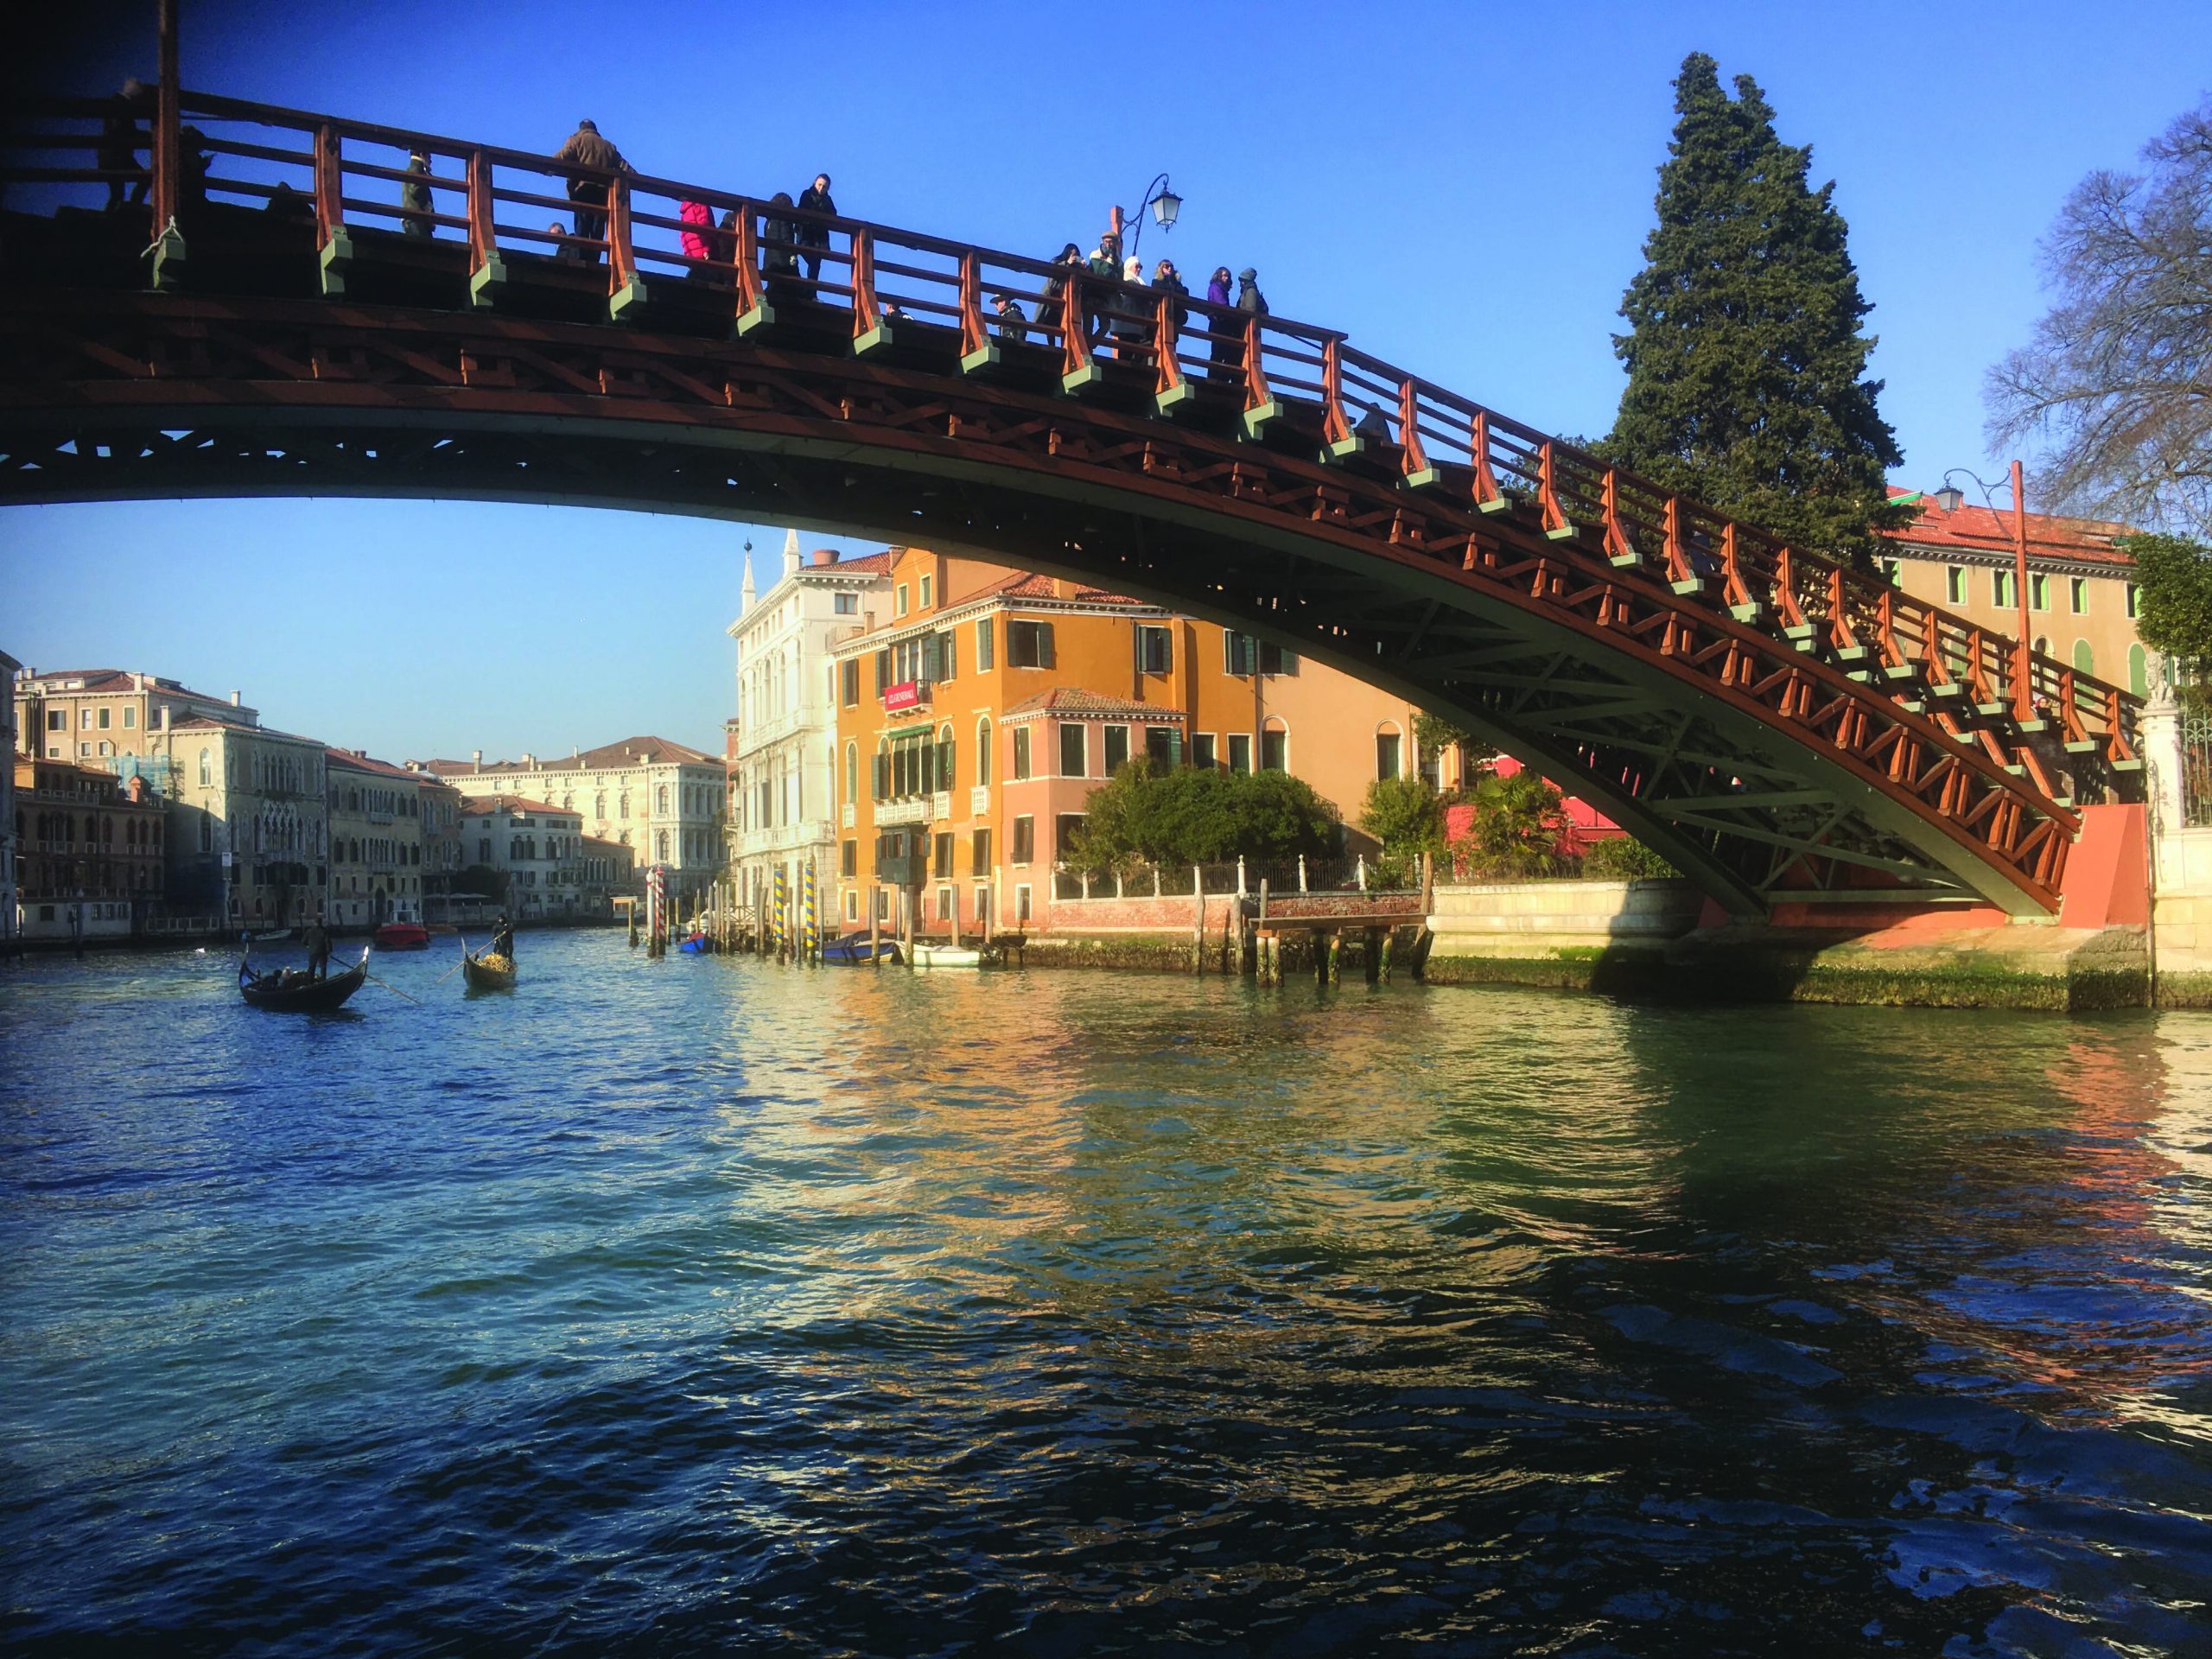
[1986,103,2212,536]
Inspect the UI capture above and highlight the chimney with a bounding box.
[573,745,581,760]
[1052,577,1077,601]
[810,546,836,566]
[523,752,537,769]
[158,706,169,732]
[473,748,484,770]
[230,690,241,706]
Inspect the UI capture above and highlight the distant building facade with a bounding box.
[2,646,18,946]
[13,666,256,767]
[1878,486,2146,693]
[148,717,329,931]
[325,748,435,930]
[726,530,894,922]
[425,736,726,903]
[12,755,167,943]
[457,795,613,921]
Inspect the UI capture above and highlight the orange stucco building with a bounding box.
[829,549,1446,937]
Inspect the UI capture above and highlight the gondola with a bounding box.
[462,947,517,990]
[239,944,370,1012]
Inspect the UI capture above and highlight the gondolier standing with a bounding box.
[490,913,514,962]
[303,913,334,981]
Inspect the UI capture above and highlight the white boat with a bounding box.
[911,942,986,969]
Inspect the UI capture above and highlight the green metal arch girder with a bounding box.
[0,341,2069,916]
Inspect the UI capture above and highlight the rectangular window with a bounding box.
[1059,722,1086,778]
[1262,729,1287,772]
[1227,734,1252,773]
[976,616,995,671]
[47,711,64,732]
[971,828,991,876]
[920,574,933,608]
[896,583,910,617]
[2069,576,2088,614]
[933,832,954,880]
[834,591,857,615]
[1011,726,1032,780]
[841,658,860,706]
[78,741,89,757]
[1007,620,1055,668]
[844,889,859,921]
[841,838,857,877]
[2126,583,2139,619]
[1016,883,1033,924]
[1012,815,1035,864]
[1944,566,1965,605]
[1376,732,1402,779]
[1224,631,1255,676]
[1192,732,1217,769]
[1137,625,1173,675]
[80,709,92,729]
[935,885,954,922]
[1145,726,1179,769]
[97,707,111,729]
[1993,569,2014,607]
[1055,813,1087,863]
[2030,572,2050,612]
[1103,726,1130,774]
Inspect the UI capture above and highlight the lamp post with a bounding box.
[1119,173,1182,259]
[1942,462,2037,721]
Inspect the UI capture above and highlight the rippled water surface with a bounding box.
[4,931,2212,1655]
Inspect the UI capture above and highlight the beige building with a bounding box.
[424,736,726,902]
[14,666,256,767]
[12,754,167,943]
[1878,486,2146,693]
[325,747,438,931]
[456,794,624,921]
[148,715,330,931]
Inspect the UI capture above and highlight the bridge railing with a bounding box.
[1,87,2141,772]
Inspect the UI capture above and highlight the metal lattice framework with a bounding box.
[0,85,2145,918]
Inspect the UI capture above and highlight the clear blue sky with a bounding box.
[5,0,2203,762]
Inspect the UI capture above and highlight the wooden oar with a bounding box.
[431,939,474,986]
[365,968,422,1005]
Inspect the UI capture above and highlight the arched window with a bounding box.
[938,723,956,791]
[619,792,630,819]
[2071,639,2094,676]
[199,747,211,787]
[658,785,669,815]
[1375,721,1402,781]
[594,791,606,821]
[845,741,858,806]
[976,718,993,787]
[2032,635,2051,658]
[2128,643,2148,696]
[1262,715,1289,773]
[657,830,671,861]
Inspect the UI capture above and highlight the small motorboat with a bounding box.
[373,921,431,950]
[462,948,517,991]
[822,933,901,965]
[240,944,369,1012]
[246,927,294,943]
[677,932,710,954]
[911,941,988,969]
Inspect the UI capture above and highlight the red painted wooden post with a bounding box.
[313,124,343,249]
[849,229,879,340]
[1320,336,1352,450]
[1398,378,1433,485]
[1470,410,1502,509]
[958,251,988,359]
[733,203,764,322]
[1770,544,1808,628]
[1876,588,1903,668]
[1060,269,1091,383]
[1921,608,1950,686]
[1601,470,1636,563]
[1154,290,1185,401]
[606,175,634,296]
[1662,496,1687,581]
[149,0,179,243]
[1243,315,1273,414]
[1827,566,1858,648]
[1536,441,1569,534]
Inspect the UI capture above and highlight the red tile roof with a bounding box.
[459,794,577,818]
[1880,487,2136,569]
[804,549,897,575]
[325,746,420,780]
[18,668,237,703]
[1003,688,1185,720]
[423,734,717,776]
[976,571,1148,606]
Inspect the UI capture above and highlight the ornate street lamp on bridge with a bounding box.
[1941,462,2037,722]
[1116,173,1182,260]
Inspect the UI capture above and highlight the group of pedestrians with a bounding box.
[997,232,1266,378]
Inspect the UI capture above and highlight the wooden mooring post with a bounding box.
[1192,864,1205,974]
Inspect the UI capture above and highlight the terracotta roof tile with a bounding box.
[1881,487,2137,569]
[459,794,577,818]
[1002,688,1184,720]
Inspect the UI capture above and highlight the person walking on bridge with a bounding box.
[401,150,433,238]
[1043,243,1083,335]
[1113,254,1150,359]
[1205,265,1236,382]
[555,119,628,257]
[993,291,1027,345]
[796,173,836,285]
[1236,266,1268,319]
[1085,232,1122,345]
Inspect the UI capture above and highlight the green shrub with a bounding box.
[1580,836,1679,880]
[1067,760,1340,869]
[1460,771,1570,879]
[1358,775,1446,859]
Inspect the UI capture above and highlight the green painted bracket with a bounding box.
[1154,380,1196,416]
[1544,524,1579,543]
[1900,699,1928,715]
[1061,361,1103,395]
[1401,466,1440,490]
[608,276,650,325]
[1784,623,1820,641]
[960,342,1000,375]
[1669,578,1704,596]
[467,254,507,310]
[1608,552,1642,569]
[146,221,188,292]
[1974,701,2009,719]
[2112,757,2145,772]
[2017,718,2049,734]
[1882,664,1918,682]
[2063,740,2101,754]
[736,300,775,336]
[1324,435,1364,461]
[1930,683,1965,699]
[1242,397,1283,436]
[317,231,353,297]
[1729,601,1764,624]
[1476,496,1512,515]
[854,321,895,357]
[1834,645,1871,663]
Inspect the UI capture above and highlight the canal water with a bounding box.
[3,931,2209,1656]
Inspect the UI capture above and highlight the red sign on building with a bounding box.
[883,680,923,712]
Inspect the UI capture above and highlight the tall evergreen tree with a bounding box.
[1610,54,1905,567]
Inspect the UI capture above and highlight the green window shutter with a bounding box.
[976,617,995,671]
[875,650,891,694]
[922,633,944,682]
[944,630,957,680]
[939,738,955,789]
[1038,622,1056,669]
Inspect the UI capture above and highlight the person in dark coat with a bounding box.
[303,914,333,980]
[98,80,149,212]
[401,149,433,237]
[993,292,1027,345]
[1205,265,1237,382]
[1084,232,1122,345]
[490,913,514,961]
[1042,242,1083,336]
[796,172,836,284]
[1236,266,1268,318]
[554,118,628,257]
[763,192,801,303]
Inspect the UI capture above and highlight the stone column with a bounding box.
[2142,652,2186,892]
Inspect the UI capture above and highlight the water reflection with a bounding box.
[1,937,2208,1656]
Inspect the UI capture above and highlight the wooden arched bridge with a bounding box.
[0,83,2142,919]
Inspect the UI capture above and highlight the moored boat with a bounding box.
[911,941,988,969]
[372,921,430,950]
[240,944,369,1012]
[822,933,901,965]
[462,949,517,990]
